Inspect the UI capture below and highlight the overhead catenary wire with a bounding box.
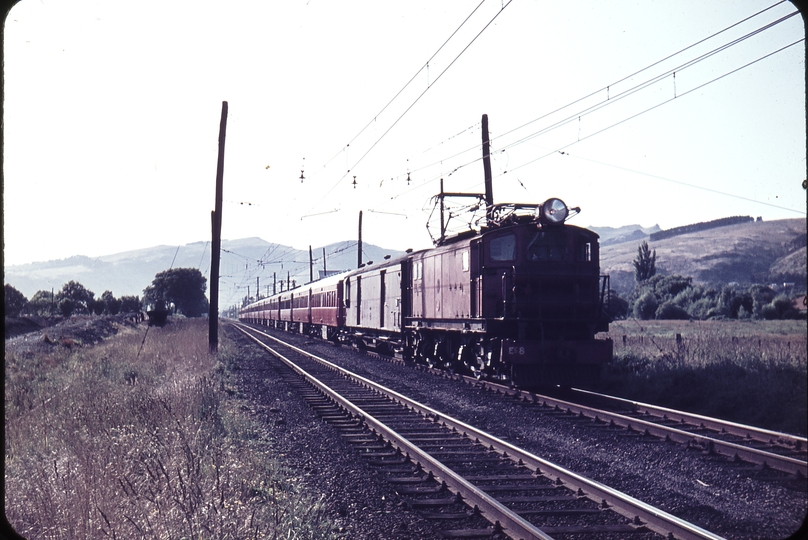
[502,38,805,177]
[495,9,801,157]
[493,0,795,146]
[392,6,801,194]
[432,38,805,216]
[314,0,491,177]
[382,15,802,213]
[313,0,515,207]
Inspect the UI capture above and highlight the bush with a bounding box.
[4,284,28,317]
[633,292,658,320]
[655,301,690,320]
[58,298,77,317]
[607,290,629,320]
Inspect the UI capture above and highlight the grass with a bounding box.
[593,319,807,435]
[5,318,338,539]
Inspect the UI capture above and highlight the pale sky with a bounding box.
[3,0,806,269]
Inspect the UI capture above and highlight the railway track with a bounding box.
[233,322,725,540]
[352,339,807,483]
[442,377,807,482]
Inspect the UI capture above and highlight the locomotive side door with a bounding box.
[470,239,481,318]
[480,231,517,318]
[400,261,411,327]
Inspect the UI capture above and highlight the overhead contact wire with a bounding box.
[316,0,490,175]
[315,0,515,206]
[394,4,799,190]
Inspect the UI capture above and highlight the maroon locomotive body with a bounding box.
[240,197,612,387]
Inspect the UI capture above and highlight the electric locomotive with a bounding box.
[404,197,611,386]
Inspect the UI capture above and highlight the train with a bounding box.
[239,194,612,387]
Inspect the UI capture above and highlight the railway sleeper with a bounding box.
[406,495,465,508]
[539,524,648,534]
[440,525,502,538]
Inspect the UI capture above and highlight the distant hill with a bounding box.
[588,224,662,246]
[600,218,806,295]
[4,239,404,303]
[7,219,805,306]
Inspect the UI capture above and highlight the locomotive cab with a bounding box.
[474,199,612,385]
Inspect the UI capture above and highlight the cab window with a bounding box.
[527,230,567,261]
[489,234,516,261]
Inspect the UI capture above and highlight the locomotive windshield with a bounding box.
[527,230,567,261]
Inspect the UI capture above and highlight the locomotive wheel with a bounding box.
[459,344,486,380]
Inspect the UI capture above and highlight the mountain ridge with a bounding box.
[5,218,805,305]
[4,239,403,305]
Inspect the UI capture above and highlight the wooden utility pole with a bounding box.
[309,245,314,282]
[439,178,446,243]
[323,247,327,276]
[209,101,228,353]
[482,114,494,216]
[357,210,363,268]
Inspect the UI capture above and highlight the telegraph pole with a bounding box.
[482,113,494,217]
[357,210,363,268]
[209,101,227,353]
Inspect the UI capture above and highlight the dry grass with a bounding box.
[594,320,807,435]
[5,318,336,539]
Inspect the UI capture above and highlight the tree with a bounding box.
[4,284,28,317]
[101,290,121,315]
[88,298,105,315]
[633,292,658,320]
[633,240,656,283]
[59,298,78,317]
[655,301,690,320]
[56,281,95,315]
[605,289,629,320]
[143,268,209,318]
[119,295,142,313]
[25,290,57,316]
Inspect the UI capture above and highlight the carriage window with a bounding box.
[527,231,567,261]
[461,250,469,272]
[489,234,516,261]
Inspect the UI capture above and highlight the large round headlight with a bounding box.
[540,198,568,224]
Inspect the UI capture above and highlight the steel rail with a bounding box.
[234,323,725,540]
[492,383,807,479]
[441,372,808,479]
[569,387,807,450]
[233,324,553,540]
